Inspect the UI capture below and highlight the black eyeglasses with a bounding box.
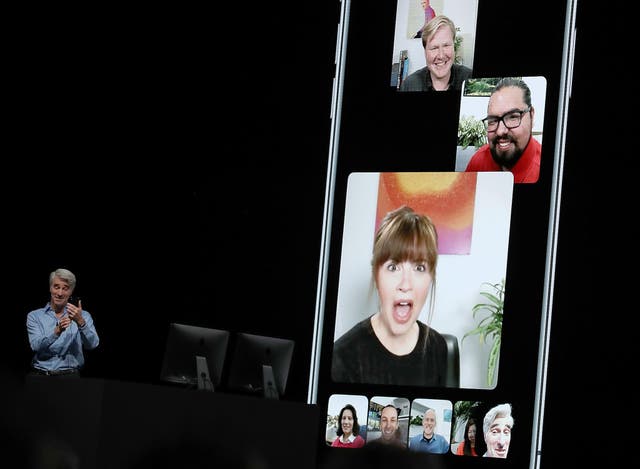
[482,107,531,132]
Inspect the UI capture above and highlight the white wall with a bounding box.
[333,172,513,389]
[392,0,479,76]
[409,398,453,441]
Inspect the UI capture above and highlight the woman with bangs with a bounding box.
[331,205,448,386]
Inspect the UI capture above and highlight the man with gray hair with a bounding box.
[26,268,100,377]
[482,403,514,458]
[409,407,450,453]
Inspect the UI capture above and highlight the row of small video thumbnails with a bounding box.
[326,394,513,459]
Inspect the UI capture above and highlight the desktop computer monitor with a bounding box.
[226,332,295,399]
[160,323,230,392]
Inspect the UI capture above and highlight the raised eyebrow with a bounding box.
[490,424,512,431]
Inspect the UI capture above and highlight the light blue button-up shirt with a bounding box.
[26,303,100,371]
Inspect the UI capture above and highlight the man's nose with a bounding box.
[496,119,510,134]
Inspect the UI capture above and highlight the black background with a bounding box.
[2,1,632,466]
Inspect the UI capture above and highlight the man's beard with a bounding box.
[489,135,525,169]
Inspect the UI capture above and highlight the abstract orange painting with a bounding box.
[376,172,477,254]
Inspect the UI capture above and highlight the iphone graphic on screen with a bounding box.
[309,1,578,467]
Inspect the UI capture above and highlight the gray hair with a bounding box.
[50,268,76,291]
[424,407,436,421]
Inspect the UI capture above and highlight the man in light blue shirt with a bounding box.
[409,408,450,454]
[26,268,99,376]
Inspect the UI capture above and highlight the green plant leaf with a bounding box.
[457,115,487,148]
[478,291,502,305]
[462,279,505,386]
[487,336,501,385]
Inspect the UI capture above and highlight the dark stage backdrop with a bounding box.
[4,3,339,403]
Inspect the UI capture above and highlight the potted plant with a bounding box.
[457,115,486,150]
[456,115,486,171]
[462,278,505,386]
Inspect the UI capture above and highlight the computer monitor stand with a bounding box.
[262,364,279,399]
[196,355,214,392]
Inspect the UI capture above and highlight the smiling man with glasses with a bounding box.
[465,77,541,183]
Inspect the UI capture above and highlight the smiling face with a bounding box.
[486,86,534,169]
[340,408,355,438]
[424,24,455,84]
[467,423,477,446]
[422,409,436,438]
[380,406,399,441]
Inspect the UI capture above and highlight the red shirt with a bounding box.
[465,137,541,183]
[331,434,365,448]
[456,440,478,456]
